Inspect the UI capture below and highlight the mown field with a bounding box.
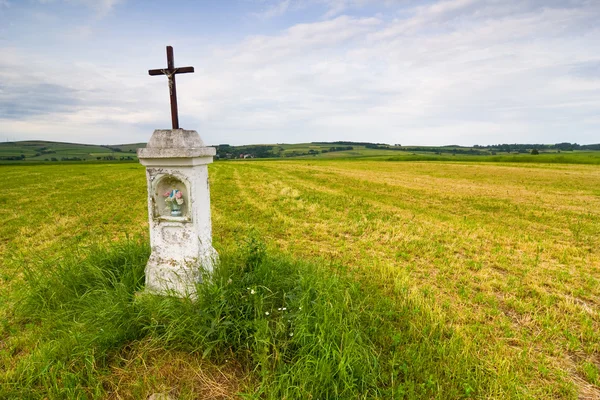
[1,159,599,398]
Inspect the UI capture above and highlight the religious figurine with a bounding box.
[163,189,184,216]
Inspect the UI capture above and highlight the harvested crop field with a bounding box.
[1,160,599,398]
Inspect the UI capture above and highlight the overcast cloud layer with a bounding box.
[0,0,599,146]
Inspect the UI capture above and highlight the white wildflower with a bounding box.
[289,332,294,337]
[265,311,270,316]
[251,289,256,295]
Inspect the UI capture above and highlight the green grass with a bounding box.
[3,240,149,399]
[2,235,506,399]
[1,159,599,398]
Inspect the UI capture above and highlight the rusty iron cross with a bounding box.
[149,46,194,130]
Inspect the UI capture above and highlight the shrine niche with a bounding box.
[153,174,189,219]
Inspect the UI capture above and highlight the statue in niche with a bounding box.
[163,189,184,216]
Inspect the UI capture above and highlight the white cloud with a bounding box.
[35,0,123,16]
[321,0,350,18]
[184,2,600,145]
[253,0,405,20]
[70,0,123,16]
[253,0,293,19]
[2,0,599,145]
[320,0,403,19]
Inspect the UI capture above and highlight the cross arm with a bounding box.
[175,66,194,74]
[148,66,195,76]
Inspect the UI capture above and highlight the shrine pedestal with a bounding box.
[137,129,217,297]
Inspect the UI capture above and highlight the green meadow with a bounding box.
[1,159,599,398]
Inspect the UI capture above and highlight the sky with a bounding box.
[0,0,599,146]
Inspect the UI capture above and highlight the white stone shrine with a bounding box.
[137,129,217,297]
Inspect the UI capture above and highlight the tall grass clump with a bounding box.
[139,236,389,398]
[3,235,501,398]
[4,238,150,398]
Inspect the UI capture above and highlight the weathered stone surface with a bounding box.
[147,129,204,148]
[138,129,216,159]
[137,129,217,298]
[137,147,215,159]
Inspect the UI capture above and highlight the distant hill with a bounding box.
[1,140,599,164]
[0,140,145,162]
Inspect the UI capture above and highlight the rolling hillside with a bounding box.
[0,140,144,162]
[1,140,599,164]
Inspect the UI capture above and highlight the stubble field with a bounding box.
[1,159,599,398]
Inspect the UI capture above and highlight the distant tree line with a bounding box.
[0,154,136,162]
[102,146,123,152]
[213,141,600,160]
[59,157,84,161]
[0,154,26,161]
[36,147,56,155]
[95,155,135,161]
[313,141,386,146]
[216,144,280,159]
[356,143,489,155]
[322,146,354,153]
[319,141,600,155]
[215,144,354,159]
[285,146,353,157]
[474,142,600,152]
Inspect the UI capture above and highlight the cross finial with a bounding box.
[149,46,194,129]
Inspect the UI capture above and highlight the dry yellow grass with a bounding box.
[103,339,249,399]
